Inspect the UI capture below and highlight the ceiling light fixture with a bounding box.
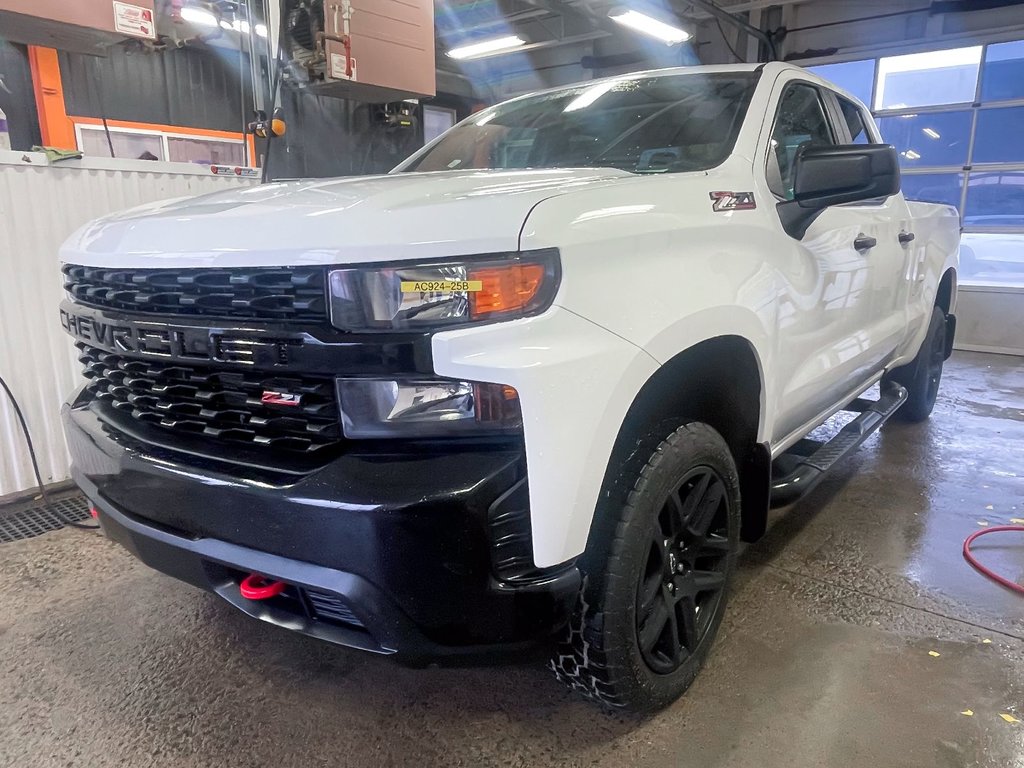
[608,9,691,45]
[218,17,268,38]
[447,35,526,60]
[180,6,218,27]
[922,127,941,139]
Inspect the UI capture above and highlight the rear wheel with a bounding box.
[886,306,947,423]
[550,422,740,711]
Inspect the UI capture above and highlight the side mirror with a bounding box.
[778,144,901,239]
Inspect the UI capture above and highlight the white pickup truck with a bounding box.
[59,62,960,711]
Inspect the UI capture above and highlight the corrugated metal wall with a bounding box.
[0,151,255,499]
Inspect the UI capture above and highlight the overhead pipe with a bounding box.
[685,0,778,61]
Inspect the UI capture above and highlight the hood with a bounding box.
[60,168,633,268]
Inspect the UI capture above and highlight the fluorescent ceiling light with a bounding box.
[902,149,922,160]
[564,81,618,112]
[447,35,525,60]
[180,6,218,26]
[609,10,690,45]
[220,19,250,33]
[922,127,941,139]
[217,18,268,37]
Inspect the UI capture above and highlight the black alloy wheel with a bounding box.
[550,422,741,711]
[636,468,731,674]
[925,314,947,406]
[887,306,947,422]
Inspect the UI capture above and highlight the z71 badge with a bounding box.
[710,191,757,212]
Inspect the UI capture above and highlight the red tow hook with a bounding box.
[239,573,287,600]
[89,506,99,519]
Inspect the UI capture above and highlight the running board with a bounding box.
[769,381,908,508]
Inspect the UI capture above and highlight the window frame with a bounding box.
[72,118,252,167]
[764,79,840,202]
[76,123,168,160]
[831,93,878,145]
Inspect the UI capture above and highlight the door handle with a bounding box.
[854,234,877,251]
[898,231,916,245]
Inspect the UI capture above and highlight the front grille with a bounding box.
[62,264,328,322]
[77,343,342,453]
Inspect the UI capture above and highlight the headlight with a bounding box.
[328,249,559,332]
[337,378,522,438]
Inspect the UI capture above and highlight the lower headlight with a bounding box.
[337,378,522,438]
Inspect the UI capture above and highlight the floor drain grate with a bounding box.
[0,496,92,544]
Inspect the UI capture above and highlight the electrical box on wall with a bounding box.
[284,0,435,103]
[0,0,156,55]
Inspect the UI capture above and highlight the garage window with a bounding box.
[972,106,1024,164]
[874,47,982,110]
[806,59,875,107]
[167,136,245,166]
[875,111,973,167]
[810,39,1024,288]
[900,173,964,210]
[78,125,165,160]
[981,40,1024,102]
[74,122,248,167]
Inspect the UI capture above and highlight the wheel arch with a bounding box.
[582,335,772,570]
[936,267,957,315]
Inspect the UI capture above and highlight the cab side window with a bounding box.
[767,83,836,200]
[837,96,872,144]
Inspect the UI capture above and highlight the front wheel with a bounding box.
[885,306,947,423]
[550,422,740,711]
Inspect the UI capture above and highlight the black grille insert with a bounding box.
[305,588,366,628]
[63,264,328,321]
[78,343,342,453]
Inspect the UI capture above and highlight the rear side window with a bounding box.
[837,96,872,144]
[768,83,836,200]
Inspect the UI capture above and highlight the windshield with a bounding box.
[399,72,759,175]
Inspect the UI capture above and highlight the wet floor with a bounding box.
[0,351,1021,768]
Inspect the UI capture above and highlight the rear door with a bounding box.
[827,91,918,358]
[761,79,905,445]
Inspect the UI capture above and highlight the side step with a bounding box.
[769,381,908,508]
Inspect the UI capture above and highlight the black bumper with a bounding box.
[64,401,579,662]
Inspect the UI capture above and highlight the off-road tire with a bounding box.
[550,422,741,712]
[885,306,947,423]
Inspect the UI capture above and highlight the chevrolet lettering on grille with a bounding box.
[58,305,298,366]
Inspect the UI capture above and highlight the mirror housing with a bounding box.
[778,144,901,239]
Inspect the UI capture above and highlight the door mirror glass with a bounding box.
[779,144,901,238]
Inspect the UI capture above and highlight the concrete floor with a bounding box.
[1,350,1022,768]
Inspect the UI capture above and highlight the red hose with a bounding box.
[963,526,1024,595]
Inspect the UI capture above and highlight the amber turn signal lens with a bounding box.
[469,263,546,318]
[473,383,522,427]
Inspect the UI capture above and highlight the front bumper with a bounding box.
[64,401,579,662]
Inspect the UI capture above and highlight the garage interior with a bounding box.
[1,1,1023,766]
